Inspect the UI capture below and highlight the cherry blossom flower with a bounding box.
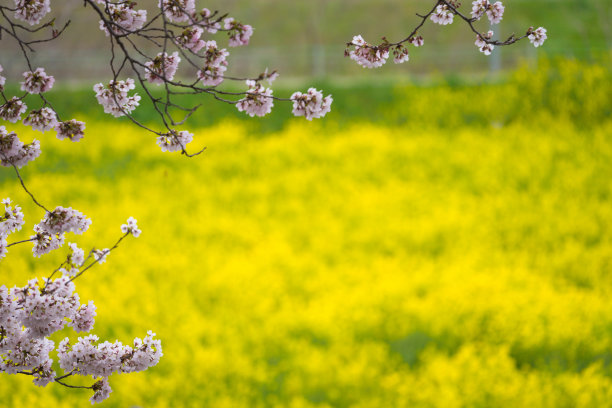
[156,130,194,153]
[55,120,86,142]
[471,0,488,20]
[0,65,6,90]
[71,301,96,333]
[23,107,58,132]
[0,97,27,123]
[98,2,147,36]
[121,217,141,237]
[20,68,55,94]
[430,4,454,25]
[144,52,181,84]
[199,8,221,33]
[475,31,495,55]
[223,18,253,47]
[90,377,112,404]
[14,0,51,26]
[93,78,141,117]
[486,2,505,25]
[290,88,333,120]
[175,27,205,53]
[409,36,424,47]
[348,35,389,69]
[236,80,274,117]
[1,197,25,237]
[0,236,7,260]
[159,0,195,23]
[31,225,65,257]
[528,27,548,47]
[93,248,110,264]
[37,206,91,236]
[197,40,229,86]
[393,46,410,64]
[0,127,41,168]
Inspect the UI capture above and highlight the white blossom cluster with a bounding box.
[471,0,505,24]
[392,46,411,64]
[58,331,163,377]
[23,107,58,132]
[348,35,389,69]
[31,206,91,257]
[475,31,495,55]
[0,198,25,260]
[197,41,229,86]
[93,78,141,118]
[121,216,142,237]
[176,27,206,53]
[0,126,41,168]
[529,27,548,47]
[97,0,147,36]
[145,52,181,85]
[430,4,454,25]
[236,80,274,117]
[156,130,194,153]
[20,68,55,94]
[159,0,195,23]
[0,65,5,89]
[0,96,27,123]
[290,88,333,121]
[13,0,51,26]
[223,17,254,47]
[0,274,160,404]
[55,119,86,142]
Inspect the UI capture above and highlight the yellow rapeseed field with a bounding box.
[1,59,612,407]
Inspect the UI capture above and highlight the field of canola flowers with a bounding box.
[1,58,612,407]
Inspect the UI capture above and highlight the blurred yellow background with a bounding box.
[2,57,612,406]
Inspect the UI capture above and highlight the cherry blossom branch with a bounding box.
[345,0,547,67]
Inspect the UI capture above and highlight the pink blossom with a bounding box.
[409,36,424,47]
[0,65,5,90]
[197,40,229,86]
[471,0,488,20]
[199,8,221,33]
[90,378,112,404]
[144,52,181,84]
[176,27,205,53]
[0,127,41,168]
[14,0,51,26]
[159,0,195,23]
[55,120,86,142]
[528,27,547,47]
[121,216,141,237]
[93,78,141,117]
[0,97,27,123]
[1,197,25,237]
[99,3,147,36]
[36,206,91,236]
[486,2,505,25]
[430,4,454,25]
[475,31,495,55]
[236,80,274,117]
[20,68,55,94]
[223,18,253,47]
[290,88,333,120]
[23,107,58,132]
[156,130,194,152]
[348,35,389,69]
[393,46,410,64]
